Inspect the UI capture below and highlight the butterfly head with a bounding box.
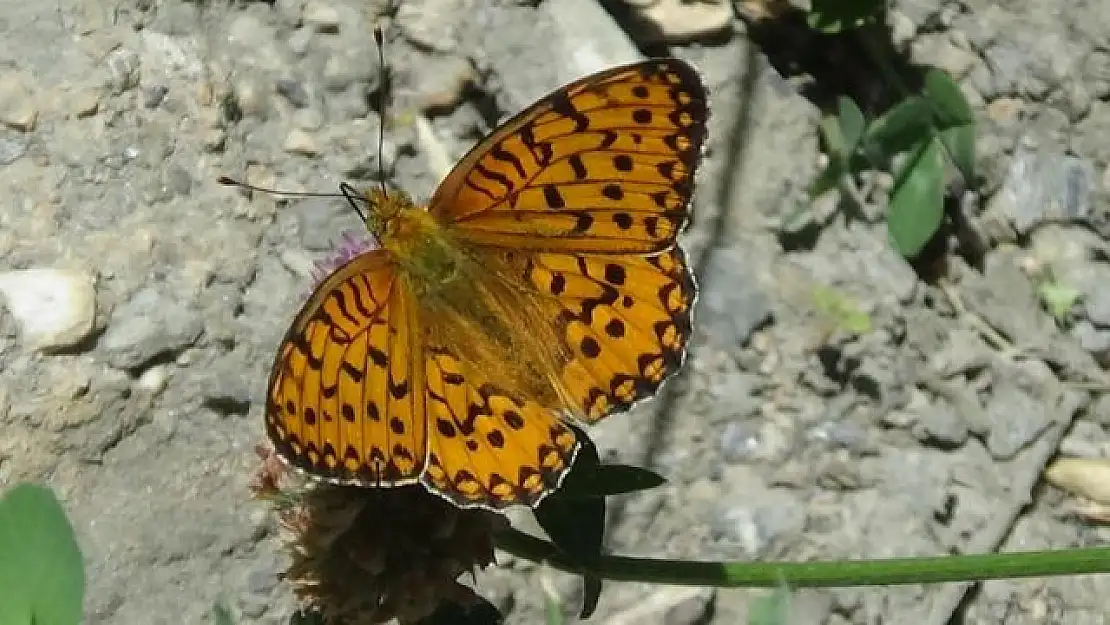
[361,186,417,238]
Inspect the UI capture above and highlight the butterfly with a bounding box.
[265,58,708,509]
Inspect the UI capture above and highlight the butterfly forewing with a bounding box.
[429,58,708,254]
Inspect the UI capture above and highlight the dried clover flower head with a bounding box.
[311,231,376,283]
[250,445,507,624]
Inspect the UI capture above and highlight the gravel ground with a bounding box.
[3,1,1110,623]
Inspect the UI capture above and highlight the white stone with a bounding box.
[633,0,734,44]
[0,269,97,351]
[303,1,341,32]
[137,365,169,394]
[0,70,38,131]
[283,128,320,156]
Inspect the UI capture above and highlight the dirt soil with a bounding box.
[3,0,1110,624]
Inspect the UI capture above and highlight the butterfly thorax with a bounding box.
[369,191,570,410]
[370,190,462,294]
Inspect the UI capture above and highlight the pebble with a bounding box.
[1045,457,1110,504]
[100,287,204,371]
[1058,419,1105,458]
[137,365,170,394]
[1089,394,1110,429]
[629,0,734,44]
[396,0,464,53]
[983,384,1051,460]
[707,369,762,421]
[106,48,141,94]
[72,87,101,118]
[1075,265,1110,326]
[912,35,979,79]
[202,126,226,153]
[1072,319,1110,358]
[712,477,805,557]
[143,85,169,109]
[275,79,310,109]
[323,52,367,93]
[697,247,773,347]
[282,129,320,156]
[1071,101,1110,164]
[984,149,1096,235]
[910,400,969,448]
[198,351,254,415]
[303,1,341,33]
[0,268,97,351]
[544,0,640,78]
[0,71,38,131]
[660,588,715,625]
[0,132,28,165]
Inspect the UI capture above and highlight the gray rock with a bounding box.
[0,131,27,165]
[1086,393,1110,429]
[276,79,310,109]
[100,287,203,370]
[662,589,715,625]
[707,369,762,422]
[106,48,141,95]
[1071,320,1110,357]
[1072,101,1110,164]
[983,384,1052,460]
[197,350,255,415]
[985,149,1095,235]
[142,85,168,109]
[911,400,970,448]
[697,247,773,347]
[1060,263,1110,326]
[1082,50,1110,98]
[960,251,1051,344]
[719,420,761,464]
[1059,419,1104,458]
[713,483,805,557]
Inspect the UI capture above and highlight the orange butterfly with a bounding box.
[265,58,708,509]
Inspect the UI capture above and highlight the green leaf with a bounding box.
[807,0,884,33]
[937,125,975,181]
[923,69,974,127]
[0,484,84,625]
[812,286,873,335]
[923,70,976,179]
[862,96,931,162]
[534,429,606,619]
[807,158,844,198]
[819,112,847,162]
[556,464,665,500]
[837,96,865,156]
[1037,279,1081,323]
[810,103,859,198]
[887,139,945,258]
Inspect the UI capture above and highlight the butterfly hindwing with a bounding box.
[421,345,579,508]
[521,246,696,422]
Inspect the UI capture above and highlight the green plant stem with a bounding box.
[496,527,1110,588]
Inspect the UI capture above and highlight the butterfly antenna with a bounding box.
[339,181,370,224]
[219,176,369,223]
[218,176,345,199]
[373,26,388,198]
